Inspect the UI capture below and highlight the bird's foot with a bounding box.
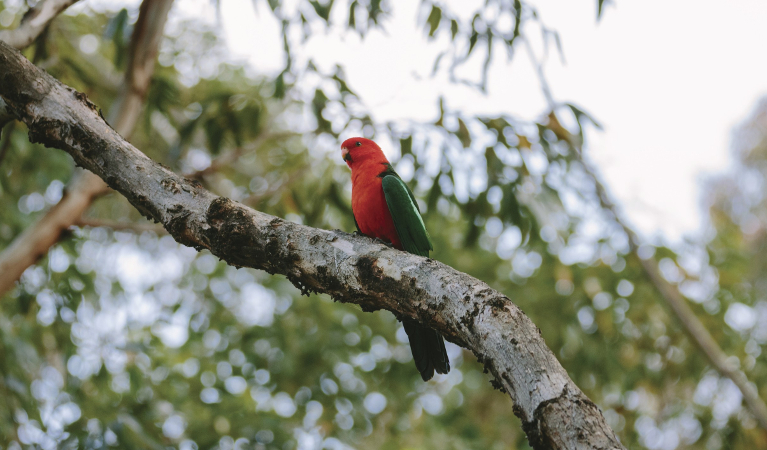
[374,237,394,248]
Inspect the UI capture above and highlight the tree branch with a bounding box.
[110,0,174,138]
[0,40,624,450]
[187,131,298,179]
[0,0,175,298]
[571,138,767,432]
[243,166,308,206]
[0,0,80,50]
[76,217,166,233]
[0,121,14,166]
[522,39,767,431]
[0,98,12,131]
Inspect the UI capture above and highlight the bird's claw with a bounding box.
[351,231,392,247]
[374,237,394,248]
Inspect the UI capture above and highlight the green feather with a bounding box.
[381,174,433,257]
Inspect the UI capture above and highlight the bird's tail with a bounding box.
[403,320,450,381]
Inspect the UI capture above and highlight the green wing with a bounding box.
[381,174,433,257]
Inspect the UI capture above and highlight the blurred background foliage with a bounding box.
[0,0,766,449]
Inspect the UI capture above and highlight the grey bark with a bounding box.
[0,40,625,450]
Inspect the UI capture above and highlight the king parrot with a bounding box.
[341,137,450,381]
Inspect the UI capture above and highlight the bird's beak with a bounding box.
[342,147,352,162]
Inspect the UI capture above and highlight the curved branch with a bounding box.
[0,0,80,50]
[0,40,624,450]
[0,0,175,297]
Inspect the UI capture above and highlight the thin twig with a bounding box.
[523,37,767,431]
[523,37,556,111]
[0,98,12,130]
[0,0,80,50]
[243,166,309,206]
[571,139,767,431]
[76,218,166,234]
[0,121,15,166]
[187,131,298,179]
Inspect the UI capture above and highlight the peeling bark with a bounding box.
[0,40,624,449]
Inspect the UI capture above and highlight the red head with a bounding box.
[341,137,389,169]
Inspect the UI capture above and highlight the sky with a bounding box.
[207,0,767,244]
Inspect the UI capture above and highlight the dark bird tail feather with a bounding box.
[403,320,450,381]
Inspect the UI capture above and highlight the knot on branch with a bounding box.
[205,197,299,276]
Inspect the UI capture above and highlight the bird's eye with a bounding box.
[355,141,361,147]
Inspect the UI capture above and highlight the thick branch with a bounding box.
[0,40,624,450]
[0,0,79,50]
[0,0,174,297]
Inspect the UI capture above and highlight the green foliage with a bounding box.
[426,6,441,38]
